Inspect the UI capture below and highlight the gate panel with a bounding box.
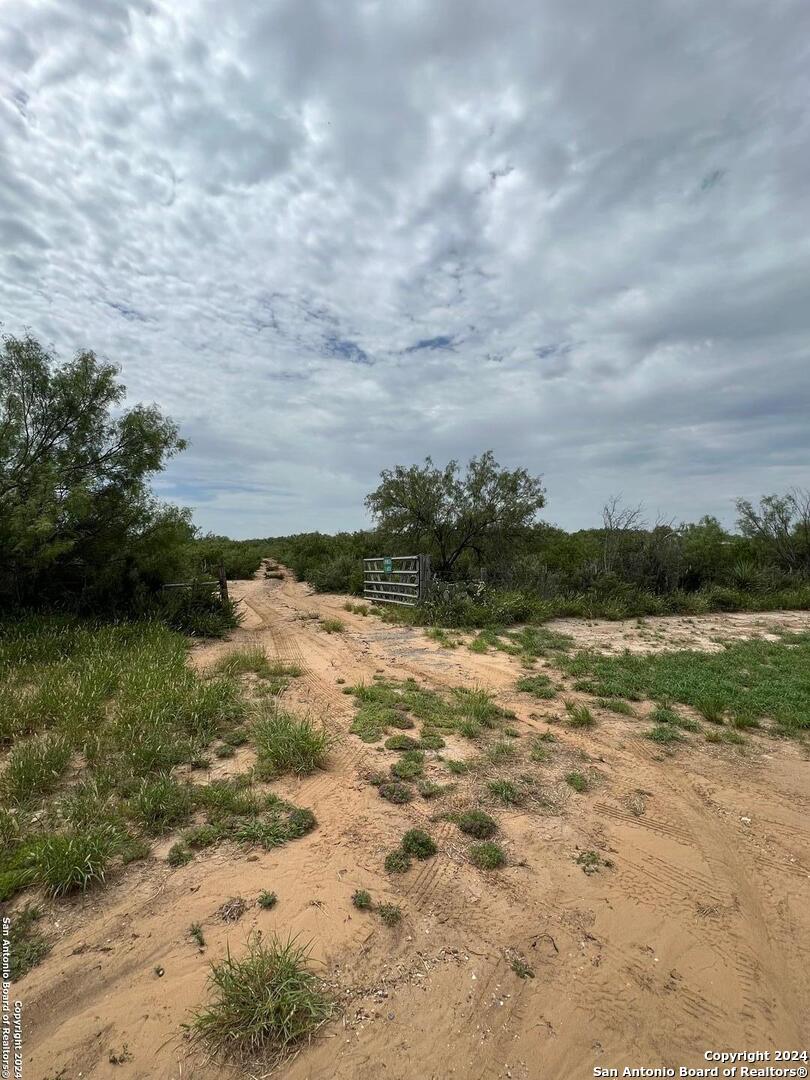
[363,555,428,606]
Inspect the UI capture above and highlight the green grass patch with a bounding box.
[318,618,345,634]
[347,677,511,745]
[485,739,516,764]
[561,635,810,736]
[128,776,195,834]
[516,674,556,699]
[705,729,746,746]
[426,628,460,649]
[649,704,700,732]
[33,826,121,896]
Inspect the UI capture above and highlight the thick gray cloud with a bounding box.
[1,0,809,536]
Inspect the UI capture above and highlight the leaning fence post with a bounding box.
[217,564,229,605]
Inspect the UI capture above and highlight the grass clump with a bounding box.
[705,729,746,746]
[516,674,556,700]
[650,704,699,731]
[258,890,278,910]
[485,740,516,764]
[417,779,450,799]
[444,759,470,775]
[565,771,589,793]
[487,779,522,806]
[190,922,206,948]
[8,906,50,981]
[347,677,510,746]
[351,889,373,910]
[426,627,459,648]
[378,781,414,804]
[384,734,421,751]
[384,850,412,874]
[529,737,553,763]
[564,700,595,728]
[400,828,437,859]
[468,841,506,870]
[457,809,497,839]
[167,842,193,867]
[128,776,194,835]
[192,933,333,1061]
[390,750,424,781]
[195,777,261,820]
[596,698,636,716]
[645,724,685,745]
[695,697,727,724]
[33,827,120,896]
[213,647,274,679]
[253,707,329,778]
[318,618,345,634]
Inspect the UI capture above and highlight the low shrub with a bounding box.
[384,850,412,873]
[468,841,506,870]
[400,828,437,859]
[378,781,414,804]
[457,809,497,839]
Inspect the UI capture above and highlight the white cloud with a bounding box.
[1,0,809,536]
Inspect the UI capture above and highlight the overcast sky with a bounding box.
[1,1,808,538]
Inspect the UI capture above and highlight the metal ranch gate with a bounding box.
[363,555,431,606]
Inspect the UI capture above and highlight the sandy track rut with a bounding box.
[21,573,810,1080]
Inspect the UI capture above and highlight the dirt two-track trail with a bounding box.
[23,572,810,1080]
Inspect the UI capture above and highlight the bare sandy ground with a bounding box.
[20,573,810,1080]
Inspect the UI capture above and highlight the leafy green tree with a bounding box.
[365,451,545,574]
[735,491,810,575]
[0,333,189,609]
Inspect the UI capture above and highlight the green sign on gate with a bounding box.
[383,557,393,574]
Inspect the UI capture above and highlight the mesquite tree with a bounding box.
[365,451,545,575]
[0,333,189,609]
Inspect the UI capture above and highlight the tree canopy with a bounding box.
[365,451,546,574]
[0,333,190,609]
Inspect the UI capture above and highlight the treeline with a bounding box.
[4,333,808,633]
[268,500,810,626]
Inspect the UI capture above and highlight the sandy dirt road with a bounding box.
[22,572,810,1080]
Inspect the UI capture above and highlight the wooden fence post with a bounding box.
[217,564,229,605]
